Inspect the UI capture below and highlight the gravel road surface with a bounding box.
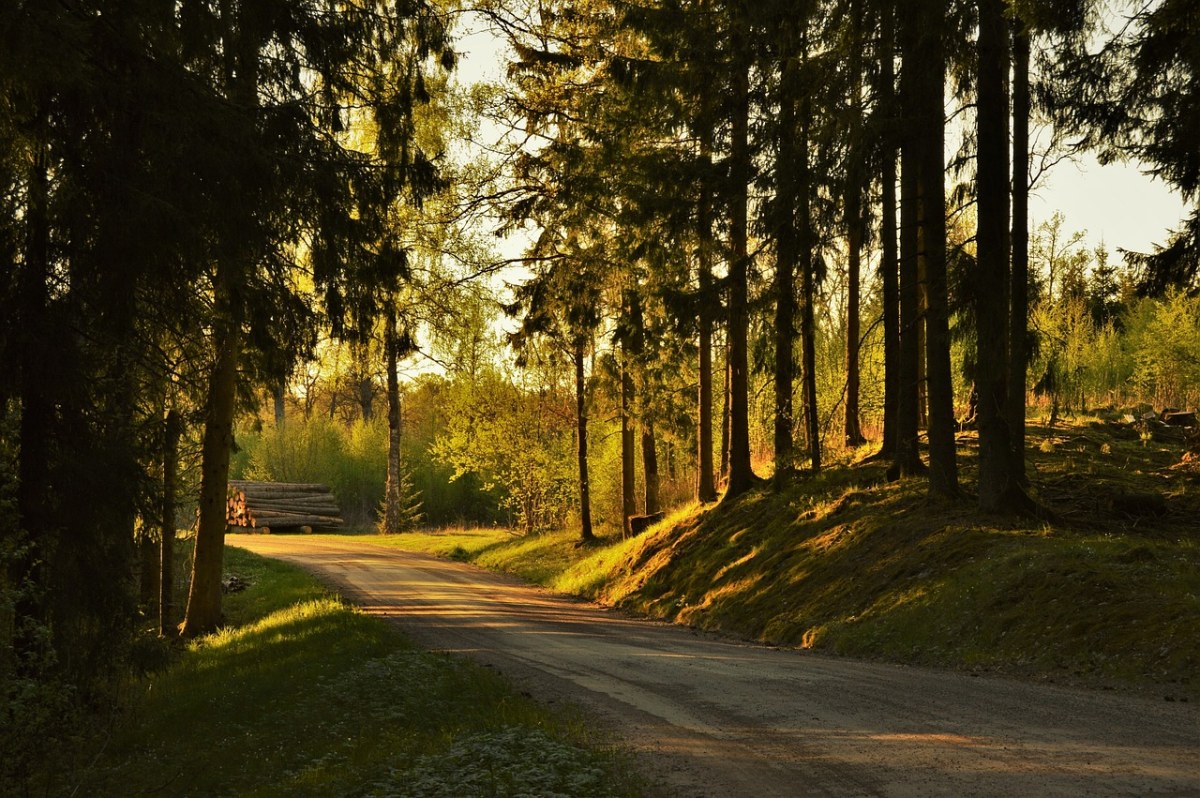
[229,534,1199,797]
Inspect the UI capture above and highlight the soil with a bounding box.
[229,535,1200,798]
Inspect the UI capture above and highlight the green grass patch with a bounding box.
[344,424,1200,697]
[87,546,650,798]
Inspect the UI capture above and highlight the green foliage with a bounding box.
[88,547,648,798]
[433,371,577,534]
[239,417,388,524]
[1129,290,1200,409]
[379,459,425,534]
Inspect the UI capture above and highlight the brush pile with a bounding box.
[226,481,344,531]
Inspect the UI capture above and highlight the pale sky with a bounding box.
[1030,152,1190,255]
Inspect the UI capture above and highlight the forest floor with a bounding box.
[348,418,1199,699]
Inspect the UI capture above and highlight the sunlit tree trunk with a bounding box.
[381,310,406,533]
[574,337,595,541]
[621,358,637,535]
[843,0,867,449]
[696,117,718,503]
[773,34,798,488]
[798,112,821,474]
[182,4,258,636]
[725,0,755,499]
[878,0,900,463]
[181,265,240,636]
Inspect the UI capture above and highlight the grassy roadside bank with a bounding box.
[345,422,1199,699]
[85,547,650,798]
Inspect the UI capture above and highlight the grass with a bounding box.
[86,546,651,798]
[338,420,1200,698]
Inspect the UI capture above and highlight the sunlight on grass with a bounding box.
[91,547,652,798]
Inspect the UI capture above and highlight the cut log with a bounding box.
[229,480,329,492]
[226,481,343,529]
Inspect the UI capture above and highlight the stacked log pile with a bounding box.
[226,481,344,531]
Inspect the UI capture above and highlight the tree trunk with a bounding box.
[725,0,755,499]
[181,4,257,636]
[696,114,718,503]
[976,0,1029,513]
[381,311,406,533]
[642,421,660,516]
[574,337,595,541]
[1008,19,1031,485]
[159,408,181,636]
[894,16,924,478]
[878,0,900,463]
[773,38,798,488]
[180,273,240,637]
[916,0,959,497]
[621,360,637,536]
[798,110,821,474]
[843,0,867,449]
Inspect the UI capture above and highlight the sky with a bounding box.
[1029,152,1189,256]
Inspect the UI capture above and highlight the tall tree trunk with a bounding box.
[916,0,959,497]
[642,422,660,515]
[696,116,718,503]
[181,5,257,636]
[159,408,181,636]
[843,0,867,449]
[180,271,240,637]
[844,187,867,449]
[894,16,924,478]
[1008,19,1031,485]
[878,0,900,463]
[798,112,821,474]
[574,338,595,541]
[725,0,755,498]
[773,39,798,488]
[976,0,1029,513]
[621,360,637,535]
[381,311,406,533]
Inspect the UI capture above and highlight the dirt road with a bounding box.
[228,535,1198,797]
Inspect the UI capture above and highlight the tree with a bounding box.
[975,0,1030,513]
[1056,0,1199,293]
[724,0,757,499]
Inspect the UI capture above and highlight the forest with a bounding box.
[2,0,1198,791]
